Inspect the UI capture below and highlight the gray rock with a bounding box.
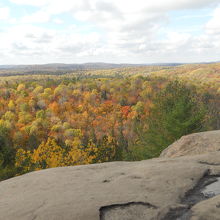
[1,131,220,220]
[160,130,220,158]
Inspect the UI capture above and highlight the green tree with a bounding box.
[0,121,16,181]
[0,121,14,167]
[138,81,207,158]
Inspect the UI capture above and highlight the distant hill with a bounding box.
[0,63,135,70]
[0,62,219,88]
[151,62,220,89]
[0,62,183,77]
[0,62,182,70]
[1,61,218,71]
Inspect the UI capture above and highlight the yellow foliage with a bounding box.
[17,83,25,92]
[33,85,43,94]
[3,111,16,121]
[15,137,101,172]
[0,119,12,130]
[8,100,15,111]
[15,148,32,173]
[31,138,65,169]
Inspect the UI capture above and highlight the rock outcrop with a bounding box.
[0,130,220,220]
[160,130,220,158]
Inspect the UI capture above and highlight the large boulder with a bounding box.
[160,130,220,158]
[1,130,220,220]
[1,152,220,220]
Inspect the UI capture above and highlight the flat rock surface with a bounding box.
[1,130,220,220]
[160,130,220,158]
[1,152,220,220]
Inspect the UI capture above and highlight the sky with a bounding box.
[0,0,220,64]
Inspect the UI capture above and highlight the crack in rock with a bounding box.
[182,177,219,206]
[161,170,220,220]
[198,161,220,166]
[99,202,157,220]
[159,205,191,220]
[99,170,220,220]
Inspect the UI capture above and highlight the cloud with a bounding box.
[53,18,63,24]
[205,6,220,34]
[10,0,219,9]
[1,0,220,64]
[0,7,10,20]
[0,24,103,64]
[21,10,50,23]
[9,0,50,7]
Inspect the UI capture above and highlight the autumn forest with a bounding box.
[0,63,219,180]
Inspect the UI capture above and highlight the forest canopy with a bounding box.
[0,65,219,180]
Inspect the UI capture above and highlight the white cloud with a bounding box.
[9,0,50,7]
[205,6,220,34]
[53,18,63,24]
[1,0,220,63]
[0,7,10,20]
[21,10,50,23]
[163,32,191,51]
[0,24,103,64]
[9,0,220,10]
